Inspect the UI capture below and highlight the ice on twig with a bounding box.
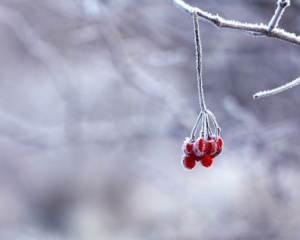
[253,77,300,99]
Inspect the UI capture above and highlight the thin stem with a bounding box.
[207,110,221,141]
[209,128,213,136]
[253,76,300,99]
[193,11,206,111]
[169,0,300,46]
[199,112,210,139]
[204,114,210,139]
[190,112,202,141]
[200,112,207,138]
[267,0,290,33]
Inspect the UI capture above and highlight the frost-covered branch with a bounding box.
[253,77,300,99]
[170,0,300,98]
[267,0,290,33]
[170,0,299,46]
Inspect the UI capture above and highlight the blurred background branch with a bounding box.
[0,0,299,239]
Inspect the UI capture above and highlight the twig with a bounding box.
[267,0,290,33]
[253,77,300,99]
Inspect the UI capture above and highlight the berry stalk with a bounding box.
[190,112,202,142]
[191,11,221,141]
[193,11,206,112]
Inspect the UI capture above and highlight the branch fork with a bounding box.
[267,0,290,35]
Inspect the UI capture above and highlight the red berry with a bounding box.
[194,138,208,156]
[182,138,194,155]
[208,135,223,155]
[207,139,218,155]
[217,137,223,151]
[209,135,223,150]
[201,156,213,168]
[182,155,196,170]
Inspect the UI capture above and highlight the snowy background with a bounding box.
[0,0,300,239]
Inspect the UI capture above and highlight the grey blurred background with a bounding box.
[0,0,300,239]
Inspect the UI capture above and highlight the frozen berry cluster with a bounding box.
[182,135,223,170]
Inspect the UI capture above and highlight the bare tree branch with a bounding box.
[169,0,300,98]
[170,0,299,46]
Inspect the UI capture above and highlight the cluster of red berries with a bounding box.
[182,135,223,170]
